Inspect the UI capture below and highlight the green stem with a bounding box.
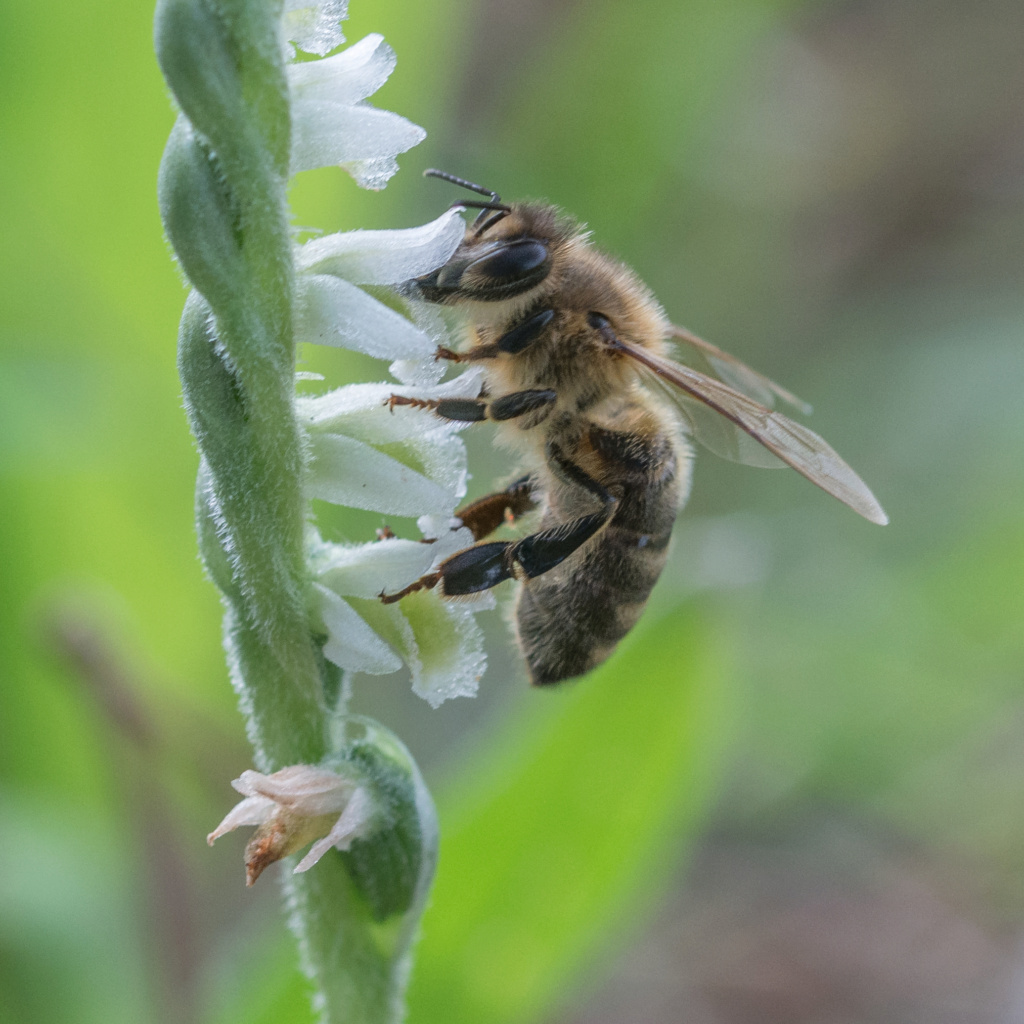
[157,0,324,768]
[183,290,325,765]
[155,2,437,1019]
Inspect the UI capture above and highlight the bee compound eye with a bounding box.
[465,239,550,293]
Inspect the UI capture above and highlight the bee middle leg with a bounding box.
[386,389,556,423]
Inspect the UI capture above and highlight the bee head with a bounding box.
[414,171,575,305]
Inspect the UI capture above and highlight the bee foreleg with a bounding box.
[496,308,555,354]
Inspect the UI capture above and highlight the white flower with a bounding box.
[293,248,493,705]
[299,370,483,516]
[294,210,466,385]
[284,19,492,705]
[208,765,374,885]
[307,523,494,707]
[281,0,348,57]
[288,32,425,189]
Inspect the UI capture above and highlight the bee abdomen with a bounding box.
[514,522,672,686]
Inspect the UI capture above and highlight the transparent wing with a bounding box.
[668,324,813,415]
[645,370,789,469]
[620,339,888,525]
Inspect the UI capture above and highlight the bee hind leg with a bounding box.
[400,471,616,601]
[378,478,537,603]
[453,476,537,541]
[430,503,615,599]
[379,498,616,603]
[381,454,617,603]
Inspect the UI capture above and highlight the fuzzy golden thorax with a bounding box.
[422,203,672,415]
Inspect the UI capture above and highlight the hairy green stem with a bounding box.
[157,0,323,767]
[156,2,437,1019]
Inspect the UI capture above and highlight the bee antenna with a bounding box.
[424,168,503,205]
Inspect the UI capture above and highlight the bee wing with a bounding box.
[668,324,813,415]
[619,339,888,525]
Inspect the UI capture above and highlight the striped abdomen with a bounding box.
[514,427,685,685]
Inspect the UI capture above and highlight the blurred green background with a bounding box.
[3,0,1023,1021]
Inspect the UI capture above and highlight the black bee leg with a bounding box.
[488,390,557,421]
[381,503,615,601]
[393,457,617,600]
[430,308,556,364]
[496,308,555,354]
[427,503,616,598]
[505,449,619,581]
[385,393,485,419]
[386,390,556,423]
[453,476,536,541]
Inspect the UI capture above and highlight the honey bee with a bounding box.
[382,170,887,686]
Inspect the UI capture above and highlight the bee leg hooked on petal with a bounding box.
[434,346,468,362]
[380,571,442,604]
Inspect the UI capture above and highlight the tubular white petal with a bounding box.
[282,0,348,56]
[238,765,354,811]
[288,33,393,104]
[330,593,492,705]
[287,34,423,185]
[296,209,466,284]
[291,102,425,178]
[388,356,445,387]
[409,436,470,505]
[315,539,442,599]
[395,592,487,707]
[207,795,276,843]
[295,275,435,361]
[307,433,460,517]
[311,526,475,600]
[313,583,403,674]
[392,303,453,384]
[342,157,402,192]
